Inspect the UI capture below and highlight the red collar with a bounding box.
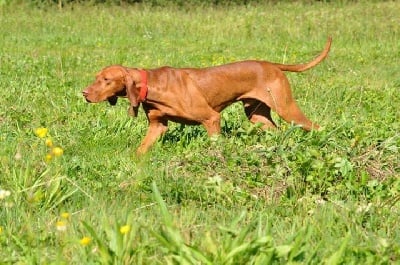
[138,69,148,102]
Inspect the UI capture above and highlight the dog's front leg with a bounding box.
[136,120,168,155]
[202,113,221,135]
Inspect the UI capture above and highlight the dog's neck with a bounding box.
[138,69,148,103]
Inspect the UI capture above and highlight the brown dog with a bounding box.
[83,37,331,154]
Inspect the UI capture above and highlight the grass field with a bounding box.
[0,1,399,264]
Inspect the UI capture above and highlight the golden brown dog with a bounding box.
[83,37,331,154]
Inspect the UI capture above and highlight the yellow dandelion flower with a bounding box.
[120,225,131,234]
[45,138,53,147]
[52,147,64,157]
[56,221,67,232]
[45,153,53,162]
[0,226,3,234]
[34,127,48,138]
[80,236,91,246]
[60,212,70,219]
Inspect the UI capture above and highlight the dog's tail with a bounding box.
[273,36,332,72]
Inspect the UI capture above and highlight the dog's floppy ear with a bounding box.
[125,73,140,117]
[107,96,118,105]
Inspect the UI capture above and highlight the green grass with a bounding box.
[0,1,399,264]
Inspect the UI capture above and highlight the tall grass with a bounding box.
[0,1,399,263]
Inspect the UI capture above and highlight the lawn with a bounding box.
[0,1,399,263]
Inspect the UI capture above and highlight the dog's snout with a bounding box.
[82,89,90,97]
[82,89,92,103]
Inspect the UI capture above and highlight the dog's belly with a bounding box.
[167,115,201,125]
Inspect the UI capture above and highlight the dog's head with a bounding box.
[82,65,143,117]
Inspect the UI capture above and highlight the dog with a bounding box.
[83,37,331,154]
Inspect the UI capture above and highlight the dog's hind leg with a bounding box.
[262,74,319,131]
[276,101,319,131]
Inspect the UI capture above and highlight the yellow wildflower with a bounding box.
[0,226,3,234]
[45,138,53,147]
[56,221,67,232]
[52,147,64,157]
[60,212,70,219]
[120,225,131,234]
[80,236,91,246]
[34,127,48,138]
[45,153,53,162]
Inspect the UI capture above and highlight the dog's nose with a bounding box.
[82,90,89,97]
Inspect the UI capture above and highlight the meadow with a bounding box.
[0,1,399,263]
